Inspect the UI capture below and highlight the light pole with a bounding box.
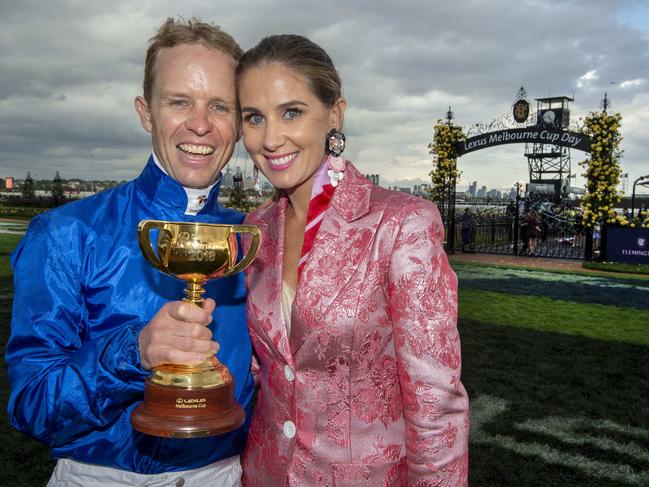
[444,106,457,253]
[631,175,649,217]
[513,182,524,255]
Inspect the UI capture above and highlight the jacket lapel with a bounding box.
[289,164,379,355]
[246,198,294,365]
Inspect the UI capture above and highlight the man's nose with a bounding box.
[185,106,212,136]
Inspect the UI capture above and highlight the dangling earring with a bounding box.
[325,128,346,157]
[253,166,261,193]
[325,128,347,187]
[327,156,346,187]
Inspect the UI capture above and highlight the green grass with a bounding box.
[461,319,649,486]
[0,234,23,277]
[1,231,648,485]
[454,262,649,486]
[460,289,649,345]
[452,258,649,281]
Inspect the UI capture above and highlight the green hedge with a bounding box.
[0,206,45,220]
[583,261,649,275]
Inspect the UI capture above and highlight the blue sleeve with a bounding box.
[5,217,149,447]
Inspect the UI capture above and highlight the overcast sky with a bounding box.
[1,0,648,194]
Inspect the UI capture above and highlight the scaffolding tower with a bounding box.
[524,96,573,201]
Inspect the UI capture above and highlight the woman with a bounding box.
[525,210,542,255]
[461,208,476,252]
[237,35,469,486]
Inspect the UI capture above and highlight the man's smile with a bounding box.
[177,143,215,156]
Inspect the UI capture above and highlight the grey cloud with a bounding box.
[0,0,647,191]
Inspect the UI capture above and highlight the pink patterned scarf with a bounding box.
[297,156,344,280]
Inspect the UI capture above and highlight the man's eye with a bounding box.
[212,104,228,113]
[170,100,187,107]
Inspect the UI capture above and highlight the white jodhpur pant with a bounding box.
[46,454,241,487]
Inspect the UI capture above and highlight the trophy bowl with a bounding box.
[131,220,261,438]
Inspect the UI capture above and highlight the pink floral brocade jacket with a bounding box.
[241,163,469,486]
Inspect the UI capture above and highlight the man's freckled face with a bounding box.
[135,43,238,189]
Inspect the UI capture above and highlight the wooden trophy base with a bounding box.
[131,360,245,438]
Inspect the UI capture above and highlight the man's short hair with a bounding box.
[143,17,243,104]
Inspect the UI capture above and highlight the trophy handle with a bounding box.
[224,225,262,277]
[138,220,171,274]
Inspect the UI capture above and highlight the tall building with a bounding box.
[365,174,380,186]
[468,181,477,198]
[232,167,243,191]
[620,173,629,195]
[222,166,234,188]
[413,184,430,197]
[477,185,487,198]
[487,189,502,199]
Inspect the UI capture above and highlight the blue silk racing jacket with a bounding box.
[6,157,255,473]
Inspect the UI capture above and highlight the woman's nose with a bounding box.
[262,120,285,151]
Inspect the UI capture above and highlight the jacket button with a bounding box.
[283,420,296,438]
[176,479,185,487]
[284,365,295,382]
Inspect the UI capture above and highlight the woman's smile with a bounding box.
[265,152,298,171]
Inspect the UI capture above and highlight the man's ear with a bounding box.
[134,96,153,133]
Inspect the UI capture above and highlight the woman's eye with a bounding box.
[284,108,300,120]
[246,113,264,124]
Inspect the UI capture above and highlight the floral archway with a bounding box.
[428,113,465,249]
[578,110,626,227]
[428,93,643,261]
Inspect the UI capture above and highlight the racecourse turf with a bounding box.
[1,233,647,485]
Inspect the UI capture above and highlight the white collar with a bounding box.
[151,151,221,215]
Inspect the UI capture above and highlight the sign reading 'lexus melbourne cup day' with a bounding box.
[455,128,592,156]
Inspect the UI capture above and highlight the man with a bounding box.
[6,18,254,485]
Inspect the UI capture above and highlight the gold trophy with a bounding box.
[132,220,261,438]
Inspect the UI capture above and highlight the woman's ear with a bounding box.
[331,97,347,130]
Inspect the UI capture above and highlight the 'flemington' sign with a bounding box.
[455,128,592,156]
[606,227,649,265]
